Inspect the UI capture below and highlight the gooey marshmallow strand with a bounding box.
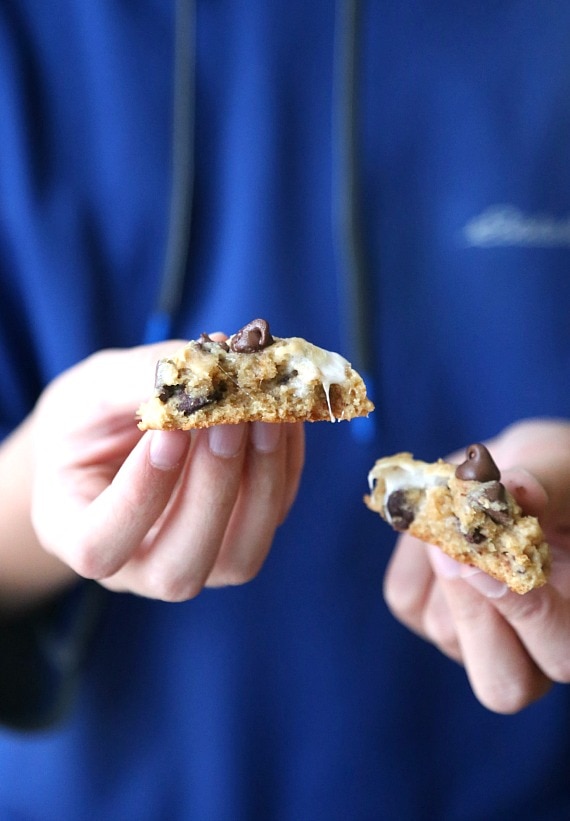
[274,338,351,421]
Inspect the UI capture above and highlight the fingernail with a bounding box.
[464,570,508,599]
[208,424,246,458]
[250,421,282,453]
[149,430,189,470]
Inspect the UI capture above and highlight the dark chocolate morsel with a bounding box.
[470,481,511,525]
[484,507,511,526]
[230,319,274,353]
[466,528,487,544]
[157,384,177,403]
[455,443,501,482]
[176,393,213,416]
[157,383,224,416]
[178,384,226,416]
[386,490,415,531]
[482,480,507,504]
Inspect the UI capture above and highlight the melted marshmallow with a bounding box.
[274,338,350,421]
[367,463,430,496]
[367,458,449,525]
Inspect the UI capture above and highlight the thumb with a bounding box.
[489,420,570,532]
[498,449,570,552]
[88,342,188,418]
[501,468,549,518]
[40,342,188,433]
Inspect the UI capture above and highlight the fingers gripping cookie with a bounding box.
[365,444,550,594]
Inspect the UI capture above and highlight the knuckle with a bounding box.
[71,538,116,580]
[70,548,106,580]
[223,562,260,586]
[422,608,457,655]
[209,559,262,588]
[507,590,551,625]
[68,524,126,580]
[544,657,570,685]
[476,681,527,715]
[146,569,203,603]
[208,567,259,587]
[383,574,420,626]
[383,570,409,615]
[474,672,549,715]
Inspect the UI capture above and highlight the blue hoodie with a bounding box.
[1,2,570,819]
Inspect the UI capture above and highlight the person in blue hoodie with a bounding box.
[1,1,570,819]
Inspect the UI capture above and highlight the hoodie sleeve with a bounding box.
[0,582,107,730]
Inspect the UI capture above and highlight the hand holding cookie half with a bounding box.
[373,420,570,713]
[30,320,374,605]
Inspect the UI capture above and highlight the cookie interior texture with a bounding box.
[137,321,374,430]
[364,450,550,594]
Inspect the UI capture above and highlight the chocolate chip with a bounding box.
[277,369,297,385]
[484,508,511,526]
[176,393,213,416]
[469,481,511,525]
[455,443,501,482]
[466,528,486,544]
[386,490,415,531]
[157,384,224,416]
[230,319,274,353]
[482,480,507,504]
[158,384,177,403]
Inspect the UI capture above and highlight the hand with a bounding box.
[31,343,304,601]
[383,419,570,713]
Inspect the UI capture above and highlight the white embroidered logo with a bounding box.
[463,205,570,248]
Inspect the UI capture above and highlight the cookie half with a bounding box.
[137,319,374,430]
[364,444,550,594]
